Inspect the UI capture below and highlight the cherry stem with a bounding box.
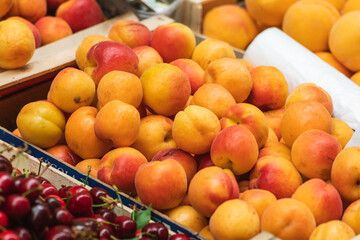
[22,185,43,197]
[113,185,125,216]
[82,165,92,187]
[92,202,110,208]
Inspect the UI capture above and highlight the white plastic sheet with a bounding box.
[243,28,360,139]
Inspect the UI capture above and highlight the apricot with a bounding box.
[48,67,95,113]
[65,106,112,159]
[97,71,143,108]
[280,101,333,147]
[245,0,298,26]
[108,19,151,49]
[283,0,340,52]
[248,66,289,111]
[203,5,258,50]
[209,199,260,240]
[191,38,236,70]
[331,118,354,148]
[75,35,111,71]
[6,0,47,23]
[94,100,140,148]
[329,11,360,72]
[204,58,252,103]
[190,83,236,118]
[140,63,191,116]
[0,19,35,69]
[35,16,72,45]
[285,83,333,115]
[261,198,316,240]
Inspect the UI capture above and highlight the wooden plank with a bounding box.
[0,12,139,92]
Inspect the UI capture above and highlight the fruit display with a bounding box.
[201,0,360,87]
[0,140,192,240]
[0,0,104,69]
[1,2,360,240]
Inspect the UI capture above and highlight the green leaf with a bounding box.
[133,205,152,230]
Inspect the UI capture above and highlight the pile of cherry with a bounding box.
[0,153,191,240]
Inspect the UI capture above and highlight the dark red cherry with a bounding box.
[98,225,113,239]
[53,208,74,225]
[46,225,73,240]
[0,155,12,174]
[27,203,52,233]
[95,208,116,223]
[5,194,30,221]
[0,210,8,227]
[169,234,191,240]
[14,227,32,240]
[45,195,64,211]
[58,186,72,199]
[67,185,88,197]
[0,230,21,240]
[40,183,59,198]
[113,215,137,239]
[67,191,93,217]
[142,222,169,240]
[90,187,109,205]
[18,177,42,202]
[0,172,15,196]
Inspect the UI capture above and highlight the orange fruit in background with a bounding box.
[245,0,299,27]
[203,5,258,50]
[75,158,100,178]
[140,63,191,117]
[190,83,236,119]
[341,0,360,14]
[16,101,65,149]
[329,11,360,72]
[0,19,35,69]
[285,83,333,115]
[48,67,96,114]
[209,199,260,240]
[75,35,111,70]
[315,51,352,77]
[204,58,253,103]
[261,198,316,240]
[309,220,355,240]
[191,38,236,70]
[6,0,47,23]
[35,16,73,45]
[164,205,208,232]
[350,71,360,86]
[65,106,112,159]
[280,100,333,147]
[282,0,340,52]
[97,71,143,109]
[0,0,14,18]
